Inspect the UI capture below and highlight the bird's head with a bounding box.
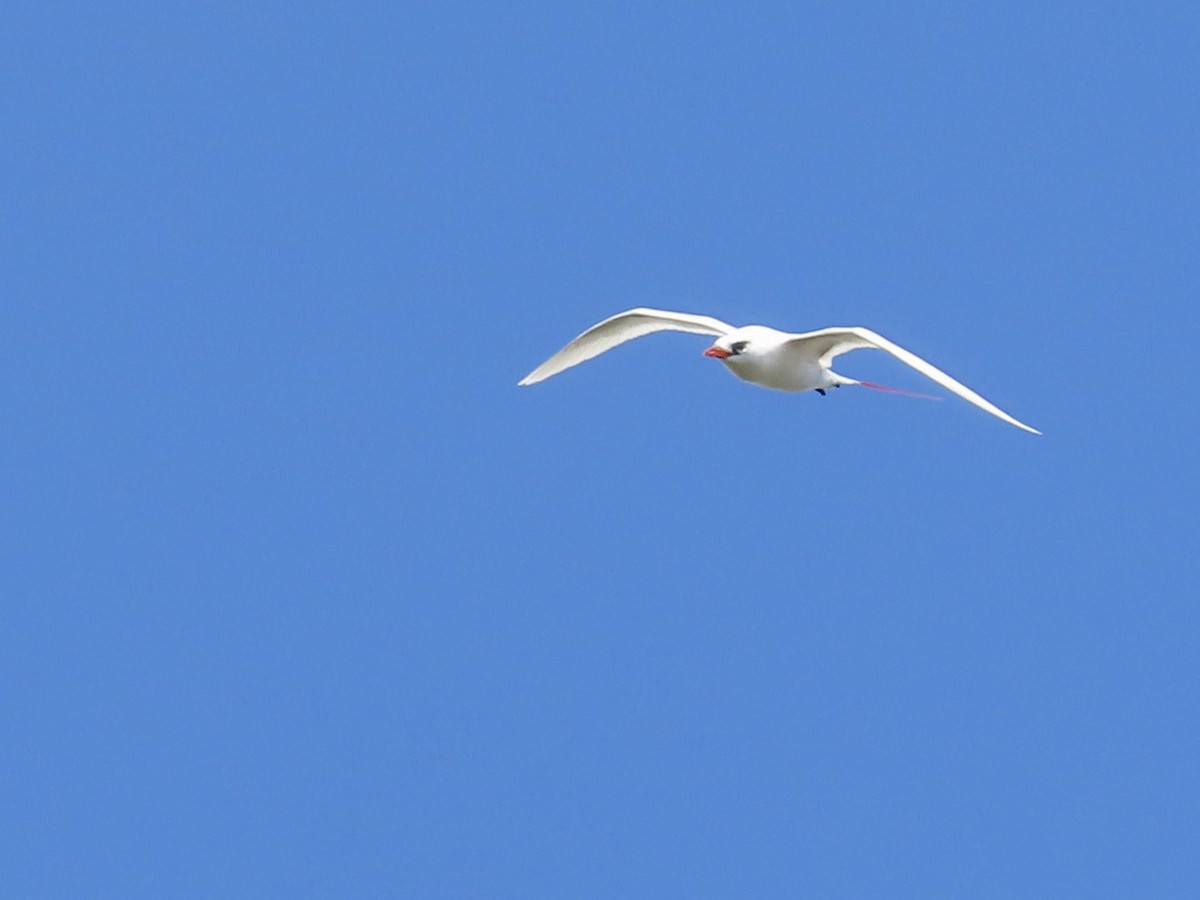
[703,327,766,362]
[700,333,748,362]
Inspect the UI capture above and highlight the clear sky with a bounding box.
[4,2,1199,897]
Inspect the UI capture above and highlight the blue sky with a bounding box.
[4,2,1199,896]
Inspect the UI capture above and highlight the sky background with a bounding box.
[4,2,1199,896]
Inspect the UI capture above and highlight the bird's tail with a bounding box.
[835,376,942,401]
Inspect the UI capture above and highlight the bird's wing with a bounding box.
[786,327,1041,434]
[518,308,735,385]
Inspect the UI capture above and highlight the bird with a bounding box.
[518,307,1040,434]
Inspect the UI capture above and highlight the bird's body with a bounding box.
[519,308,1040,434]
[703,324,830,392]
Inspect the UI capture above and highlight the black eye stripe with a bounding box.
[731,341,749,353]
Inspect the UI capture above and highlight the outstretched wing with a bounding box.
[518,308,735,386]
[787,326,1041,434]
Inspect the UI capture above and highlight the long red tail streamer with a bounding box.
[855,381,942,401]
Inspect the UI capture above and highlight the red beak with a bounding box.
[704,346,731,359]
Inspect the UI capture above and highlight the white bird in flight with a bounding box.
[519,308,1040,434]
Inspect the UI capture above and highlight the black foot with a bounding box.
[816,388,826,396]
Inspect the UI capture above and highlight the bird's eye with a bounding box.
[730,341,749,355]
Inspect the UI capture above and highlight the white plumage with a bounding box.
[520,308,1040,434]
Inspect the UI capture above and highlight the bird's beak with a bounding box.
[704,346,731,359]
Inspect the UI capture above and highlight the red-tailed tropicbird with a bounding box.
[519,308,1039,434]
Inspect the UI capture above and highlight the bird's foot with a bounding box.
[816,388,826,396]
